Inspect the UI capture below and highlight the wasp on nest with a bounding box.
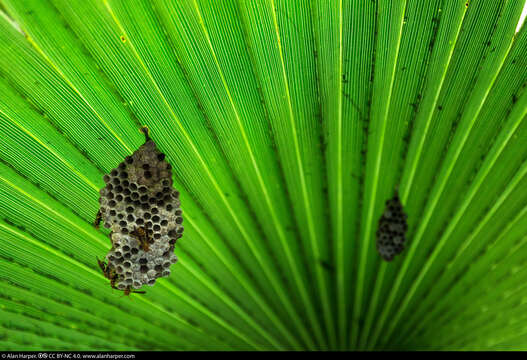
[94,126,183,295]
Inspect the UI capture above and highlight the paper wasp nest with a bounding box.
[96,128,183,291]
[376,192,407,261]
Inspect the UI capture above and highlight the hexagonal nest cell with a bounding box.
[95,127,183,293]
[376,192,407,261]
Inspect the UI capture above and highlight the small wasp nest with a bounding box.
[376,192,407,261]
[95,127,183,294]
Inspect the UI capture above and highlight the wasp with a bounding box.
[130,226,151,252]
[97,257,118,289]
[94,210,102,229]
[97,258,145,296]
[118,286,147,296]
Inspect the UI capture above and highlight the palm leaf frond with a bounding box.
[0,0,526,351]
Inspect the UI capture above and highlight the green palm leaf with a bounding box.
[0,0,526,351]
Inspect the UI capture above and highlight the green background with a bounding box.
[0,0,526,351]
